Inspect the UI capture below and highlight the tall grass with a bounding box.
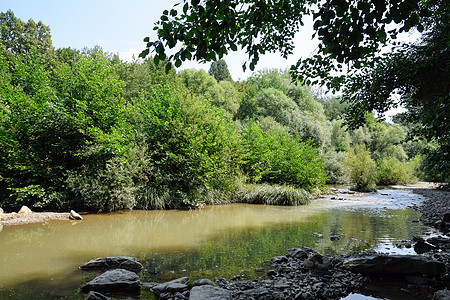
[235,184,311,205]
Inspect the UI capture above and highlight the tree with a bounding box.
[343,1,449,181]
[141,0,429,86]
[209,59,231,81]
[0,10,53,56]
[142,0,449,182]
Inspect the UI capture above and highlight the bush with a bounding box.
[344,144,377,191]
[235,184,311,205]
[241,121,328,190]
[377,156,417,185]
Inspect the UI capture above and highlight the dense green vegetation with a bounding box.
[0,10,438,212]
[145,0,449,184]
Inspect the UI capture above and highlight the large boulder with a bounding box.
[18,206,32,214]
[343,255,446,277]
[152,277,189,295]
[80,257,143,273]
[70,210,83,220]
[80,269,140,294]
[189,285,232,300]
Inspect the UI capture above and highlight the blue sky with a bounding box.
[0,0,318,80]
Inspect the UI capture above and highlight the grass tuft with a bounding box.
[235,184,311,206]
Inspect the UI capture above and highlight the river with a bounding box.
[0,189,430,299]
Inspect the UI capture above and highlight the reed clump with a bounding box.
[235,184,311,206]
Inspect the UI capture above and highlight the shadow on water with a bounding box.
[0,189,430,299]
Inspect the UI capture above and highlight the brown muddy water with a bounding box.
[0,189,430,299]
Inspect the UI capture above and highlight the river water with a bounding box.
[0,189,430,299]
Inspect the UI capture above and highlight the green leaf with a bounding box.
[170,9,177,17]
[154,55,160,65]
[165,62,172,74]
[143,37,150,43]
[377,30,387,43]
[139,49,149,58]
[183,3,189,14]
[175,59,182,67]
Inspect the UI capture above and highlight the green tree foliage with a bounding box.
[115,56,177,103]
[0,10,53,57]
[209,59,231,81]
[252,87,298,124]
[0,47,127,209]
[142,0,429,87]
[180,68,242,116]
[55,47,81,65]
[145,0,447,184]
[344,1,449,182]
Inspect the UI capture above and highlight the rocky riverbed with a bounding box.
[77,183,450,300]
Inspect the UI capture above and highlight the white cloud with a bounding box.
[119,48,144,62]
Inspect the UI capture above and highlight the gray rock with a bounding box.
[329,235,341,241]
[141,282,158,289]
[81,269,140,294]
[152,277,189,294]
[271,256,288,264]
[273,279,291,289]
[80,256,143,273]
[0,207,3,214]
[312,232,323,238]
[85,291,110,300]
[287,248,308,259]
[70,210,83,220]
[18,205,32,214]
[303,258,315,269]
[427,236,450,249]
[189,285,231,300]
[241,287,269,297]
[343,255,446,277]
[433,288,450,300]
[192,278,216,287]
[443,212,450,223]
[317,257,333,269]
[414,238,436,254]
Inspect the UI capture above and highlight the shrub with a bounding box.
[344,144,377,191]
[241,121,328,190]
[377,156,417,185]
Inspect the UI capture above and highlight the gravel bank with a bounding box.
[413,188,450,225]
[0,212,71,226]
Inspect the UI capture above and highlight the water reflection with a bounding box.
[0,192,428,299]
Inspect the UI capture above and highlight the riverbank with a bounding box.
[0,211,70,226]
